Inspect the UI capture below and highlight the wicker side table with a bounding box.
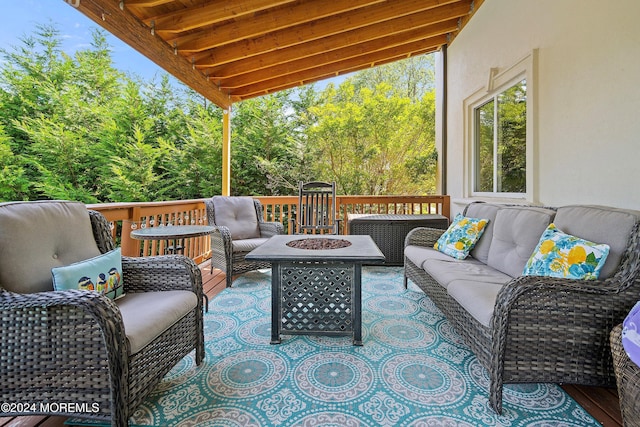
[347,214,449,265]
[610,323,640,427]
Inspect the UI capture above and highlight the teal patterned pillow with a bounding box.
[522,224,610,280]
[434,213,489,260]
[52,248,124,300]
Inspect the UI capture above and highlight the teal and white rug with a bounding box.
[128,267,598,426]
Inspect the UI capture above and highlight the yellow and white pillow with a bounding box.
[434,213,489,260]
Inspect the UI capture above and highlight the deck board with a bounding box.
[3,262,622,427]
[562,384,622,426]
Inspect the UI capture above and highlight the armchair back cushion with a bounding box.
[486,207,556,278]
[554,205,640,279]
[0,201,101,294]
[212,196,261,240]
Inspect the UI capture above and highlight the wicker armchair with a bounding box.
[205,196,284,288]
[0,201,204,427]
[404,204,640,414]
[611,323,640,427]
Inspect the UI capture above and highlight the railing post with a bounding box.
[441,195,451,219]
[120,206,139,257]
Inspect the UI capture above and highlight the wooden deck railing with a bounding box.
[87,195,450,261]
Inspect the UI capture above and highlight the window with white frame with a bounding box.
[474,79,526,193]
[464,51,536,201]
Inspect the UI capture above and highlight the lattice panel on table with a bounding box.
[280,263,354,334]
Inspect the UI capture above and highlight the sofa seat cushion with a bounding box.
[116,290,197,355]
[404,245,467,269]
[232,237,270,253]
[486,207,556,278]
[554,205,640,279]
[447,280,505,328]
[423,258,512,291]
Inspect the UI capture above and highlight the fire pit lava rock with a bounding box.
[286,238,352,250]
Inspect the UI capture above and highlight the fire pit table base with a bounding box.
[275,262,360,345]
[245,235,385,346]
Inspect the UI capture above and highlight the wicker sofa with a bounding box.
[0,201,204,426]
[404,202,640,414]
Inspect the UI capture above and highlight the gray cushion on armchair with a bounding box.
[0,200,101,294]
[212,196,261,239]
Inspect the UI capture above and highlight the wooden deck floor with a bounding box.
[1,261,622,427]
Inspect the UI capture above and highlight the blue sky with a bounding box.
[1,0,168,81]
[1,1,345,93]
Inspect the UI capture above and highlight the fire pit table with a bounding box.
[245,235,385,345]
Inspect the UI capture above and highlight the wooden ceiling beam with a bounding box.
[206,14,461,80]
[231,47,440,102]
[148,0,297,34]
[231,35,447,98]
[218,22,458,89]
[67,0,231,108]
[122,0,174,7]
[173,0,386,52]
[450,0,484,44]
[192,0,469,67]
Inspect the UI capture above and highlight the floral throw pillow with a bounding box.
[434,213,489,260]
[522,224,610,280]
[52,248,125,300]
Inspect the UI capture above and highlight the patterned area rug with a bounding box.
[125,267,598,426]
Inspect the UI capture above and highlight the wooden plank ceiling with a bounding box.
[67,0,482,108]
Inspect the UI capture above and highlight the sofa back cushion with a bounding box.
[464,202,502,264]
[487,207,556,278]
[553,205,639,279]
[0,201,101,294]
[212,196,261,240]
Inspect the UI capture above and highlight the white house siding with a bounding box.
[444,0,640,214]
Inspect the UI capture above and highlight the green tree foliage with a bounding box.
[0,124,29,200]
[231,88,318,195]
[0,23,437,202]
[307,57,437,195]
[0,24,226,202]
[497,80,526,193]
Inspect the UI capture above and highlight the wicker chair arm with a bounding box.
[0,289,129,389]
[492,274,633,336]
[405,227,446,247]
[487,274,638,413]
[259,221,284,238]
[88,209,116,253]
[121,255,203,300]
[210,225,233,255]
